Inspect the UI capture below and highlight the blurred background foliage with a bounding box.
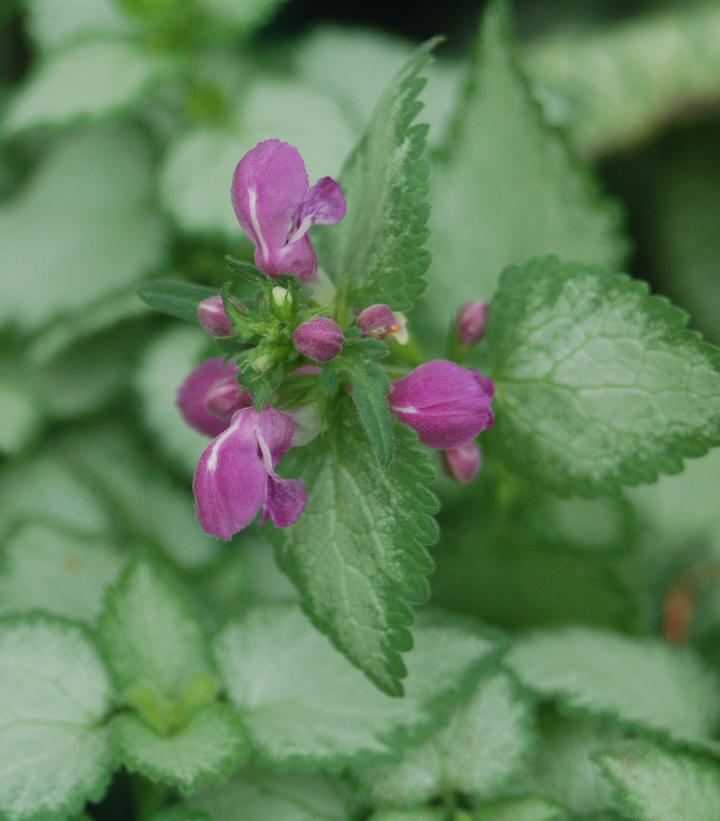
[1,0,720,816]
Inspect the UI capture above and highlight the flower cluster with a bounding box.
[176,140,496,540]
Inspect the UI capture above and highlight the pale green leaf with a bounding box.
[202,0,286,34]
[295,25,460,141]
[56,425,221,569]
[268,410,439,696]
[598,739,720,821]
[114,705,249,795]
[160,80,356,239]
[0,378,43,456]
[0,615,115,821]
[26,0,132,51]
[474,796,567,821]
[99,558,214,708]
[487,257,720,496]
[135,324,214,476]
[0,126,168,332]
[0,522,124,624]
[356,671,534,805]
[28,287,150,364]
[3,40,173,135]
[215,604,502,770]
[505,627,720,750]
[370,811,444,821]
[0,453,113,539]
[189,769,349,820]
[316,40,437,313]
[525,4,720,158]
[523,712,623,814]
[420,0,625,340]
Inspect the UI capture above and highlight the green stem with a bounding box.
[132,776,171,821]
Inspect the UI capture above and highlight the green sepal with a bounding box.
[137,280,219,323]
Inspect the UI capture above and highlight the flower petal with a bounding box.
[299,176,347,226]
[177,358,239,437]
[256,408,297,466]
[231,139,309,266]
[262,475,308,527]
[193,410,267,540]
[263,233,318,282]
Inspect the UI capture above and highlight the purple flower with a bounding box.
[442,440,482,484]
[231,140,346,283]
[193,407,307,539]
[357,304,402,339]
[292,316,344,362]
[177,359,252,437]
[198,295,233,337]
[389,360,495,449]
[456,301,489,347]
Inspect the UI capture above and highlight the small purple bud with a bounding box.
[389,359,495,449]
[456,301,489,347]
[177,359,251,437]
[442,440,481,484]
[198,296,233,337]
[292,317,344,362]
[357,304,402,339]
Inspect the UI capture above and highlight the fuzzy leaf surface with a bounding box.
[268,411,439,695]
[0,616,115,821]
[317,41,437,313]
[487,257,720,496]
[215,605,502,769]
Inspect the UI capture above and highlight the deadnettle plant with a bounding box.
[164,138,495,541]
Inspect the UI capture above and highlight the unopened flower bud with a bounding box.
[198,296,233,337]
[357,304,400,339]
[389,360,495,449]
[204,377,248,420]
[176,359,251,437]
[271,286,293,319]
[456,301,489,347]
[292,317,344,362]
[442,440,481,484]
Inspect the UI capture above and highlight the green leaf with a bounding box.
[505,627,720,751]
[0,522,124,624]
[99,557,216,732]
[486,257,720,496]
[355,671,534,804]
[268,409,439,696]
[189,769,350,820]
[201,0,286,35]
[338,347,394,465]
[0,378,43,457]
[474,796,567,821]
[214,604,502,770]
[295,26,460,143]
[26,0,132,51]
[135,324,212,476]
[420,0,625,340]
[55,425,221,569]
[523,712,623,815]
[431,505,637,630]
[3,40,173,135]
[137,280,219,323]
[0,615,115,820]
[524,4,720,159]
[316,40,437,314]
[113,704,249,795]
[153,806,211,821]
[598,739,720,821]
[0,452,113,540]
[370,811,444,821]
[0,126,168,332]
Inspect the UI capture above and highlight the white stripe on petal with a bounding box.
[248,187,270,260]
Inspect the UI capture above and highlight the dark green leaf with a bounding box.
[137,280,218,323]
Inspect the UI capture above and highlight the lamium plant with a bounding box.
[4,0,720,819]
